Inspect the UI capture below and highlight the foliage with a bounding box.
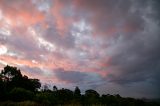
[0,65,41,92]
[74,86,81,97]
[84,89,100,104]
[9,87,34,102]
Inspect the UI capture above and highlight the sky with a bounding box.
[0,0,160,98]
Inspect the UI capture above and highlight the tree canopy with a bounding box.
[0,65,41,92]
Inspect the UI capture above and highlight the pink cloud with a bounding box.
[0,0,45,27]
[51,0,74,36]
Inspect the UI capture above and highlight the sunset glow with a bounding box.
[0,0,160,98]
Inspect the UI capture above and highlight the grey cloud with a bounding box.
[21,66,44,76]
[34,19,76,49]
[72,0,160,97]
[0,35,7,44]
[96,80,159,98]
[73,0,146,36]
[45,27,75,49]
[54,68,88,83]
[107,19,160,85]
[100,1,160,97]
[73,0,160,86]
[6,34,41,60]
[54,68,103,88]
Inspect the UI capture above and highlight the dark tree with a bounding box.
[0,65,41,92]
[53,85,58,91]
[74,86,81,97]
[73,86,81,104]
[85,89,100,104]
[0,75,6,101]
[56,88,74,104]
[1,65,22,81]
[85,89,99,98]
[9,87,34,102]
[29,79,41,91]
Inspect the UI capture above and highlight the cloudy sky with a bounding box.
[0,0,160,98]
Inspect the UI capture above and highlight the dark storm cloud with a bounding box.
[98,0,160,96]
[73,0,146,36]
[72,0,160,97]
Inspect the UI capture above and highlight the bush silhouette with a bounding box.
[0,65,41,92]
[9,87,34,102]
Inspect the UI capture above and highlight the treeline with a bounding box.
[0,65,159,106]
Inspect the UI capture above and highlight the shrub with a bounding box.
[9,87,34,102]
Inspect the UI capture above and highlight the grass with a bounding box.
[0,101,41,106]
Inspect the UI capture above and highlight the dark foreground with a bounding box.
[0,65,159,106]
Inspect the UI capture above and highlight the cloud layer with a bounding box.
[0,0,160,98]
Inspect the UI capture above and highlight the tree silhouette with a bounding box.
[9,87,34,102]
[85,89,100,104]
[0,65,41,92]
[74,86,81,96]
[53,85,58,91]
[56,88,74,104]
[1,65,22,81]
